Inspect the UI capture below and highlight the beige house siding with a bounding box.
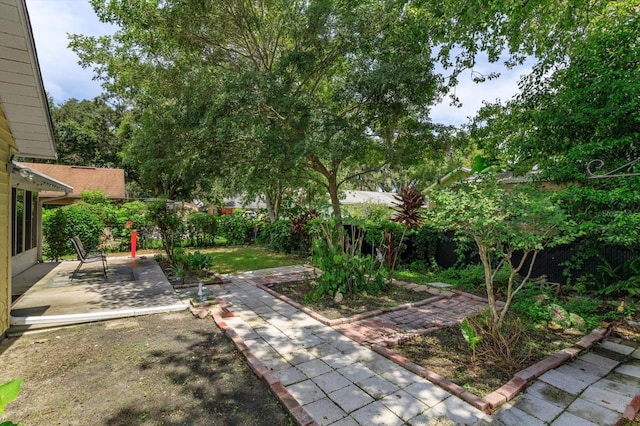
[0,103,16,335]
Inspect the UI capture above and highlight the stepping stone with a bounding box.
[426,282,452,288]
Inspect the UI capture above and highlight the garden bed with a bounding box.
[271,279,433,320]
[266,280,593,400]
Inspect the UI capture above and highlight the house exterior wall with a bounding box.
[0,103,18,335]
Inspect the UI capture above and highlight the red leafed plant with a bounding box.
[383,186,425,280]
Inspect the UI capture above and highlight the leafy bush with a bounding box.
[43,204,105,260]
[187,212,218,247]
[258,219,294,252]
[596,256,640,297]
[183,250,214,272]
[219,212,254,245]
[307,221,386,300]
[146,199,185,263]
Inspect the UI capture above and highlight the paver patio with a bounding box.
[204,265,640,425]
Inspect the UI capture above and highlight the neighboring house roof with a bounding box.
[12,161,72,193]
[224,196,267,210]
[341,190,398,207]
[20,163,125,200]
[0,0,57,159]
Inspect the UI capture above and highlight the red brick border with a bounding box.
[373,327,609,413]
[212,313,319,426]
[615,394,640,425]
[257,281,451,327]
[239,275,611,414]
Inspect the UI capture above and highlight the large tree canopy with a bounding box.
[463,1,640,250]
[71,0,447,217]
[47,96,126,168]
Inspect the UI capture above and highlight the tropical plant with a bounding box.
[460,319,482,362]
[384,186,425,280]
[0,378,23,426]
[307,220,385,301]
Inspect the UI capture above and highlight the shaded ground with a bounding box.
[272,280,432,319]
[0,312,290,426]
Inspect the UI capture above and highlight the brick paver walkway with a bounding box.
[333,293,487,345]
[202,265,640,426]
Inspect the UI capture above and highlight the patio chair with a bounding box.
[70,236,108,278]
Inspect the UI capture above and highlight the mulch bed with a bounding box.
[271,280,433,320]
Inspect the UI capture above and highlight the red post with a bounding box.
[131,230,137,258]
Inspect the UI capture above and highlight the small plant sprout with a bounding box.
[0,378,24,426]
[460,319,482,362]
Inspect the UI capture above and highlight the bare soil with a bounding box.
[272,280,432,320]
[0,312,290,426]
[389,324,580,396]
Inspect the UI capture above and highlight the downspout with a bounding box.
[36,191,71,262]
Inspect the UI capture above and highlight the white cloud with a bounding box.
[26,0,115,103]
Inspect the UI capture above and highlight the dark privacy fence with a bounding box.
[344,223,636,285]
[409,235,637,285]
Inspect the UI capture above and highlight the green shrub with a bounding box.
[183,250,214,272]
[258,219,294,252]
[42,208,68,261]
[187,212,218,247]
[307,220,386,300]
[43,204,105,260]
[219,212,254,245]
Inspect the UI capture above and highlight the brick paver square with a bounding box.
[287,380,326,405]
[616,361,640,379]
[350,401,404,426]
[356,375,400,399]
[337,363,376,382]
[297,358,333,378]
[380,389,429,421]
[539,369,589,395]
[403,380,450,407]
[329,384,375,413]
[321,352,356,370]
[381,366,421,388]
[523,381,575,408]
[304,397,347,426]
[494,402,546,426]
[600,340,635,355]
[277,366,307,386]
[512,393,564,423]
[551,412,599,426]
[313,371,351,394]
[566,398,621,426]
[581,385,632,413]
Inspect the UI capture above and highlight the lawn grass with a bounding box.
[198,245,306,274]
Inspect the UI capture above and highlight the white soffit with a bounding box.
[0,0,57,159]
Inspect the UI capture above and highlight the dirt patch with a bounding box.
[388,323,582,396]
[0,312,290,426]
[271,280,432,320]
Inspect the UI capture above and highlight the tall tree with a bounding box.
[47,96,126,168]
[71,0,444,212]
[465,1,640,249]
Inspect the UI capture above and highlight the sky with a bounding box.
[26,0,532,127]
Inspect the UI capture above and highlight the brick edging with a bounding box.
[211,312,319,426]
[615,394,640,425]
[256,282,453,327]
[373,327,609,413]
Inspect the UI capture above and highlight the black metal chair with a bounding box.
[70,236,108,278]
